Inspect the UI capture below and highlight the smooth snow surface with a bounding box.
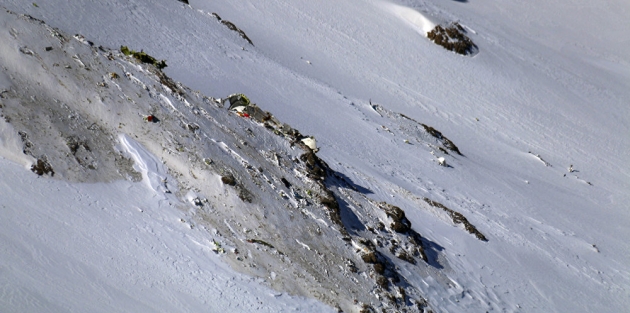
[383,2,436,36]
[1,0,629,312]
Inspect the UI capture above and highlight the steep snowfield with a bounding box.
[0,155,332,313]
[0,11,442,312]
[1,0,629,312]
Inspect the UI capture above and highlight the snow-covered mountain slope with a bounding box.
[0,11,336,313]
[0,156,333,313]
[1,0,629,312]
[0,10,445,312]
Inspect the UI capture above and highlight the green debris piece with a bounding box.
[212,240,225,253]
[32,3,38,8]
[226,93,251,111]
[120,46,168,69]
[120,45,131,56]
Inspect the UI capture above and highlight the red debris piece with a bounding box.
[243,113,250,118]
[146,115,154,122]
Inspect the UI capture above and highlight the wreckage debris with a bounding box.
[144,115,159,123]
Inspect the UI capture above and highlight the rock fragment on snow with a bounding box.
[31,158,54,176]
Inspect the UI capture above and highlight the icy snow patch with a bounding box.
[118,133,171,194]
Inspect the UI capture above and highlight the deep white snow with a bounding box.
[1,0,629,312]
[0,154,332,313]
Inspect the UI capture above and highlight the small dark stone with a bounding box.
[361,252,377,264]
[280,177,291,188]
[300,151,327,180]
[396,251,417,264]
[45,46,53,51]
[373,263,385,274]
[376,275,389,289]
[384,205,411,233]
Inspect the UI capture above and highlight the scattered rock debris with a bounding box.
[120,45,167,69]
[211,16,253,46]
[395,112,462,155]
[31,158,54,176]
[424,198,487,241]
[221,174,237,186]
[0,11,445,311]
[427,22,477,55]
[247,239,275,249]
[382,204,412,233]
[154,69,183,96]
[19,46,35,56]
[529,151,551,167]
[591,244,600,253]
[420,123,462,155]
[73,34,94,46]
